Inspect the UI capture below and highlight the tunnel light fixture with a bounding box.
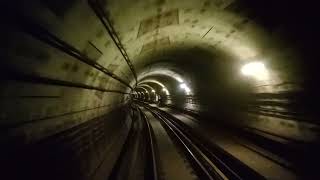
[180,83,191,95]
[162,88,169,95]
[180,83,187,89]
[176,77,184,83]
[151,89,155,93]
[241,61,269,80]
[184,87,191,93]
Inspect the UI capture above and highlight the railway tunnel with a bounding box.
[1,0,320,179]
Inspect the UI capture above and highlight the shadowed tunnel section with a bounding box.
[1,0,320,179]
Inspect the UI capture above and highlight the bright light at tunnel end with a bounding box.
[241,61,269,80]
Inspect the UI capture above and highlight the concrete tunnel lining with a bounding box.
[1,0,320,179]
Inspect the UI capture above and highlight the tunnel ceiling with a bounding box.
[4,0,318,94]
[93,0,310,92]
[107,0,268,70]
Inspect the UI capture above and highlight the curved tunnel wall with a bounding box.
[1,0,320,179]
[1,1,134,179]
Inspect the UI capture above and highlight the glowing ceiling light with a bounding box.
[184,87,191,93]
[180,83,187,89]
[241,61,269,80]
[179,83,191,95]
[151,89,155,93]
[176,77,184,83]
[162,88,169,95]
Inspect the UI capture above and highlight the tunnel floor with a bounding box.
[102,101,318,180]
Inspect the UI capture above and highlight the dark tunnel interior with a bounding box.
[1,0,320,179]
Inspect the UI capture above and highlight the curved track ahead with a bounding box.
[137,103,266,180]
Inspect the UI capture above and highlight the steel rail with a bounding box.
[145,106,227,180]
[148,105,265,180]
[138,107,159,180]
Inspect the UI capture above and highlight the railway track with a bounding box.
[137,107,159,180]
[107,101,291,180]
[137,103,265,180]
[108,105,159,180]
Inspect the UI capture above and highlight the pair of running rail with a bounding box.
[137,103,264,180]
